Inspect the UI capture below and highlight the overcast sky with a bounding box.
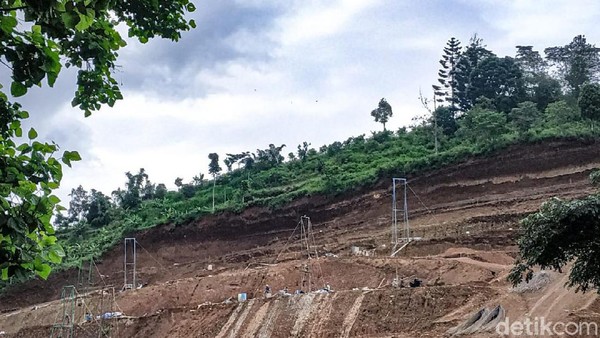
[11,0,600,202]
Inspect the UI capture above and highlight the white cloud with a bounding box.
[31,0,600,206]
[276,0,380,46]
[467,0,600,54]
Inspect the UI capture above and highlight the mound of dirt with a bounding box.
[440,247,515,265]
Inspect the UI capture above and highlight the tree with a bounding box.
[543,101,581,127]
[0,106,77,280]
[453,34,495,112]
[223,158,233,172]
[297,142,310,162]
[468,56,525,113]
[516,46,546,75]
[174,177,184,188]
[434,106,458,136]
[433,37,462,110]
[192,173,205,186]
[515,46,562,111]
[113,168,153,209]
[531,75,563,112]
[154,184,168,199]
[509,171,600,293]
[578,83,600,129]
[545,35,600,98]
[225,153,250,170]
[86,190,112,228]
[208,153,222,212]
[240,154,255,170]
[0,0,195,280]
[418,89,441,152]
[459,104,507,144]
[371,98,393,130]
[68,185,90,223]
[253,144,286,169]
[509,101,541,136]
[0,0,196,116]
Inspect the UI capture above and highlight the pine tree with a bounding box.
[433,37,462,110]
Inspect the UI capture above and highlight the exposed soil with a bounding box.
[1,139,600,337]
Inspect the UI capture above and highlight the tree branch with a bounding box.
[0,5,27,12]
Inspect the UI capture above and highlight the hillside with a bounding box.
[1,139,599,337]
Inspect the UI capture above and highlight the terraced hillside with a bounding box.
[1,139,599,337]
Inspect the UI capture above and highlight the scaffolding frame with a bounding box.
[77,259,95,293]
[299,216,320,292]
[123,238,136,290]
[391,178,411,256]
[96,287,116,338]
[50,285,76,338]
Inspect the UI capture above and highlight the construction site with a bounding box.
[1,139,600,337]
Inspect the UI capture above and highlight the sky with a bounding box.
[8,0,600,203]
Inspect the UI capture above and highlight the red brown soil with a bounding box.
[1,139,600,337]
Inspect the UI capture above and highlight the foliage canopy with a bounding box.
[0,0,195,280]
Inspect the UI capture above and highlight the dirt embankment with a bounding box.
[1,139,599,337]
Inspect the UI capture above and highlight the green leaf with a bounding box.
[15,127,22,137]
[48,245,65,264]
[28,128,38,140]
[42,236,57,246]
[75,13,93,31]
[36,263,52,279]
[61,150,81,168]
[32,24,41,34]
[0,16,17,34]
[186,3,196,12]
[11,81,27,97]
[63,150,82,161]
[48,195,61,205]
[61,12,79,29]
[1,268,7,281]
[189,19,197,29]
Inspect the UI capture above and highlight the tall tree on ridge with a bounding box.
[515,45,562,111]
[371,98,393,131]
[433,37,462,111]
[208,153,222,212]
[545,35,600,98]
[468,56,525,113]
[453,34,495,112]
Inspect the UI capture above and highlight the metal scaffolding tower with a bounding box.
[77,259,95,293]
[298,216,322,292]
[299,215,318,260]
[391,178,411,256]
[50,285,76,338]
[123,238,137,290]
[96,287,116,337]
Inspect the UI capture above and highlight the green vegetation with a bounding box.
[4,30,600,288]
[509,170,600,293]
[46,34,600,279]
[371,98,394,131]
[53,107,600,275]
[0,0,195,281]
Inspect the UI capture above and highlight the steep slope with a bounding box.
[1,139,599,337]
